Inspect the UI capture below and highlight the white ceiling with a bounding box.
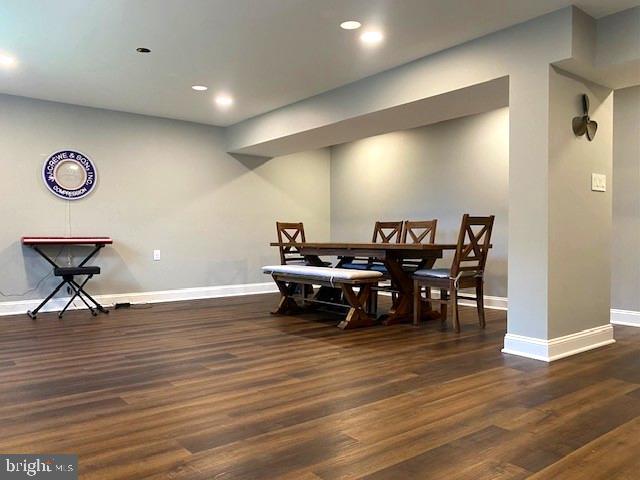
[0,0,637,126]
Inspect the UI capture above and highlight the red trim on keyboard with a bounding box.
[21,237,113,245]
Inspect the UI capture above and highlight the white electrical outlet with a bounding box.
[153,249,161,261]
[591,173,606,192]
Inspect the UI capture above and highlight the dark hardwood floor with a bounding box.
[0,294,639,479]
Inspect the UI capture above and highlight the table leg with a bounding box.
[382,256,438,325]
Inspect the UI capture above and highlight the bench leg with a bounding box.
[272,278,299,315]
[337,284,376,329]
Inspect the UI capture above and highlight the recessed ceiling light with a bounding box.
[215,94,233,107]
[191,85,208,91]
[340,20,361,30]
[136,47,151,53]
[0,54,16,67]
[360,31,384,45]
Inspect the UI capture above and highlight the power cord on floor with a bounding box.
[0,247,65,297]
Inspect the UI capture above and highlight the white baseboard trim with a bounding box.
[502,324,615,362]
[610,309,640,327]
[458,294,508,311]
[0,282,279,317]
[378,290,509,311]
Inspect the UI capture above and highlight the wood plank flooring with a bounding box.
[0,294,638,479]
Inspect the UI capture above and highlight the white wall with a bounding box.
[330,108,509,297]
[0,93,330,301]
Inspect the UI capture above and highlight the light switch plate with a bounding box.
[591,173,606,192]
[153,249,161,261]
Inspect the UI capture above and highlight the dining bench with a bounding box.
[262,265,383,329]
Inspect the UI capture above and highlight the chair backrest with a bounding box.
[372,221,403,243]
[276,222,306,265]
[402,220,437,244]
[451,214,495,276]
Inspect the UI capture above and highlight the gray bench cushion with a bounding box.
[340,261,369,270]
[413,268,479,279]
[262,265,383,280]
[341,261,388,273]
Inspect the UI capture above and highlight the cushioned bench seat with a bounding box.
[262,265,382,281]
[263,265,382,329]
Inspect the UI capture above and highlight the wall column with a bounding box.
[504,66,614,360]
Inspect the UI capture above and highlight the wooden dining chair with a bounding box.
[276,222,306,265]
[401,219,438,270]
[342,221,403,270]
[402,220,437,244]
[366,219,439,309]
[372,221,404,244]
[368,220,403,310]
[276,221,315,297]
[412,214,495,332]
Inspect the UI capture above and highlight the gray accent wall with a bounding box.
[330,108,509,298]
[612,86,640,312]
[547,68,613,338]
[1,85,635,326]
[0,93,330,300]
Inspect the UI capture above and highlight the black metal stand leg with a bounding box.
[71,279,108,314]
[59,284,84,318]
[27,243,109,320]
[59,277,97,318]
[27,280,67,319]
[74,289,98,316]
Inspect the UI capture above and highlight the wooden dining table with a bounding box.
[270,242,461,325]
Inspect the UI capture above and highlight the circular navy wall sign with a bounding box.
[42,150,97,200]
